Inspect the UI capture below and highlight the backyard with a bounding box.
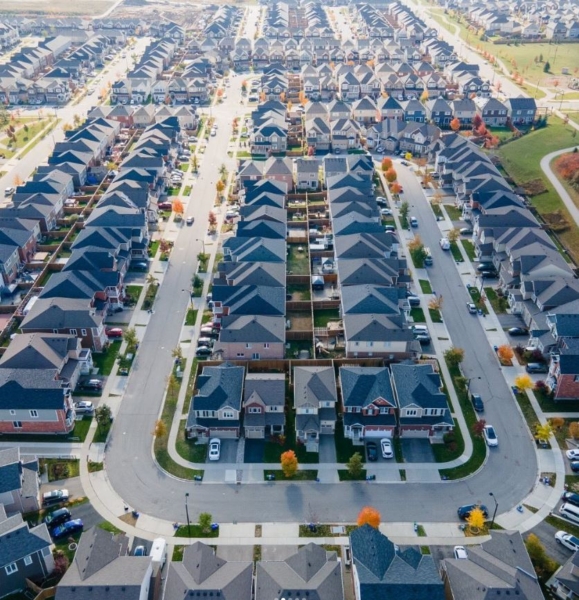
[287,245,310,275]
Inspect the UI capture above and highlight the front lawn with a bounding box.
[175,524,219,538]
[462,239,476,261]
[175,423,207,464]
[334,420,357,464]
[43,458,80,482]
[263,411,319,464]
[185,309,198,326]
[445,205,463,221]
[92,341,122,376]
[419,279,433,294]
[485,287,509,314]
[429,308,443,323]
[410,307,426,323]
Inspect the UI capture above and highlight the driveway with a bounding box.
[244,439,265,463]
[400,439,435,463]
[319,435,337,463]
[217,546,254,561]
[216,439,238,464]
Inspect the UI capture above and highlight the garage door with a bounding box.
[400,428,430,438]
[364,429,393,438]
[245,427,264,439]
[211,428,238,439]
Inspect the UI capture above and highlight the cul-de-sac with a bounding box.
[0,0,578,598]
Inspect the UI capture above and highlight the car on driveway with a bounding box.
[467,302,477,314]
[195,346,212,357]
[366,442,378,461]
[508,327,528,336]
[457,504,489,520]
[44,508,72,529]
[106,327,123,338]
[453,546,468,559]
[380,208,392,216]
[51,519,83,540]
[407,295,420,307]
[571,462,579,473]
[381,438,393,459]
[460,227,473,235]
[42,489,69,507]
[81,379,103,391]
[483,425,498,447]
[555,530,579,552]
[562,492,579,507]
[74,401,94,415]
[567,450,579,460]
[209,438,221,461]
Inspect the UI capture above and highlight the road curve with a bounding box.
[540,147,579,230]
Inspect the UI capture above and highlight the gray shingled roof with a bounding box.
[244,373,285,408]
[391,363,449,411]
[192,363,245,412]
[340,366,396,409]
[0,447,21,494]
[217,315,285,343]
[293,366,337,409]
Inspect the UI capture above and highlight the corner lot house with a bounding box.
[0,447,40,514]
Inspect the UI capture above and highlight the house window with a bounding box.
[263,343,270,349]
[13,421,22,429]
[30,410,38,418]
[248,407,261,414]
[245,343,252,349]
[5,563,18,575]
[236,353,245,358]
[81,329,87,336]
[405,410,418,416]
[223,411,234,419]
[380,407,389,414]
[24,556,33,566]
[70,329,77,335]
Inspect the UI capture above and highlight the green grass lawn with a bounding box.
[175,524,219,538]
[148,240,159,258]
[468,287,488,314]
[98,521,124,534]
[338,469,367,481]
[68,417,93,442]
[497,117,579,262]
[264,469,318,481]
[449,241,463,262]
[431,419,465,462]
[44,458,80,482]
[185,308,198,326]
[513,390,541,435]
[175,423,208,463]
[462,239,476,261]
[429,308,443,323]
[410,307,426,323]
[334,420,358,463]
[535,388,579,413]
[445,205,463,221]
[287,245,310,275]
[419,279,433,294]
[485,287,509,314]
[314,309,340,327]
[93,421,111,444]
[92,341,122,376]
[0,117,56,158]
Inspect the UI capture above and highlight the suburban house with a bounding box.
[391,363,453,441]
[294,158,320,190]
[0,505,54,599]
[550,547,579,599]
[505,97,537,125]
[242,372,286,440]
[164,542,253,600]
[186,363,245,441]
[55,527,154,600]
[293,366,337,451]
[441,531,543,600]
[339,366,397,442]
[0,447,40,514]
[350,524,445,600]
[213,315,286,360]
[256,543,344,600]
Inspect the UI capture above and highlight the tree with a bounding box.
[450,117,461,132]
[216,88,223,98]
[381,157,393,171]
[279,91,286,103]
[199,512,213,534]
[287,100,293,111]
[153,419,167,438]
[167,373,179,397]
[95,404,112,430]
[550,417,565,430]
[535,422,553,440]
[52,552,70,579]
[496,345,514,362]
[428,295,444,310]
[543,61,550,73]
[298,90,307,106]
[390,182,403,195]
[420,89,429,103]
[385,167,397,183]
[280,450,298,478]
[218,163,227,179]
[307,145,315,156]
[472,418,486,438]
[525,533,557,578]
[208,210,217,229]
[399,201,409,220]
[12,174,23,187]
[357,506,381,528]
[514,374,534,391]
[466,506,486,531]
[444,346,465,367]
[346,452,364,478]
[191,155,198,172]
[408,234,424,252]
[216,180,225,194]
[569,422,579,439]
[472,114,483,129]
[172,345,184,361]
[172,198,184,216]
[123,327,138,350]
[447,228,460,243]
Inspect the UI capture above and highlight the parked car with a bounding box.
[453,546,468,559]
[42,489,70,507]
[197,337,213,348]
[51,519,83,540]
[409,216,418,227]
[407,295,420,307]
[158,202,173,210]
[375,196,387,205]
[562,492,579,507]
[186,216,194,226]
[466,302,477,314]
[106,328,123,338]
[380,208,393,216]
[415,334,431,345]
[196,347,212,357]
[460,227,473,235]
[366,442,378,461]
[74,401,94,415]
[555,531,579,552]
[567,450,579,460]
[471,394,484,412]
[134,545,147,556]
[380,438,393,459]
[384,225,396,233]
[81,379,103,391]
[526,363,548,374]
[132,261,149,270]
[209,438,221,461]
[479,270,498,279]
[44,508,72,529]
[483,424,498,447]
[508,327,528,336]
[457,504,488,520]
[4,187,15,196]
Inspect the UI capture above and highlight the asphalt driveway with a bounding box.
[401,439,435,463]
[244,439,265,463]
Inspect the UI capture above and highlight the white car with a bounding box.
[453,546,468,559]
[380,208,393,216]
[376,197,387,204]
[380,438,393,459]
[208,438,221,461]
[210,129,217,136]
[483,424,498,447]
[555,530,579,552]
[74,401,94,414]
[566,450,579,460]
[376,146,384,153]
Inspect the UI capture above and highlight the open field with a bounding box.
[0,0,116,15]
[495,117,579,262]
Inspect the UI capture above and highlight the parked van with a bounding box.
[560,502,579,524]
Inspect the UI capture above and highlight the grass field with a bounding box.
[0,0,116,15]
[496,117,579,262]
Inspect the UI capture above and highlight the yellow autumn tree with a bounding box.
[280,450,298,478]
[357,506,381,528]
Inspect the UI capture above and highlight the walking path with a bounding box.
[540,147,579,230]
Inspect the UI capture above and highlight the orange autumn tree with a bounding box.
[381,157,393,171]
[497,345,514,363]
[450,117,461,132]
[172,198,184,217]
[280,450,298,478]
[390,182,402,194]
[385,168,397,183]
[357,506,381,528]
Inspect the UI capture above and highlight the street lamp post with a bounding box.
[196,238,206,254]
[489,492,498,530]
[185,492,191,534]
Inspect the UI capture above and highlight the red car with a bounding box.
[106,328,123,338]
[158,202,172,210]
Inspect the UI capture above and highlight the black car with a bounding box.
[407,296,420,307]
[508,327,528,336]
[562,492,579,507]
[457,504,489,520]
[479,270,498,279]
[44,508,72,529]
[471,394,484,412]
[195,347,212,357]
[571,462,579,473]
[366,442,378,461]
[476,263,495,272]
